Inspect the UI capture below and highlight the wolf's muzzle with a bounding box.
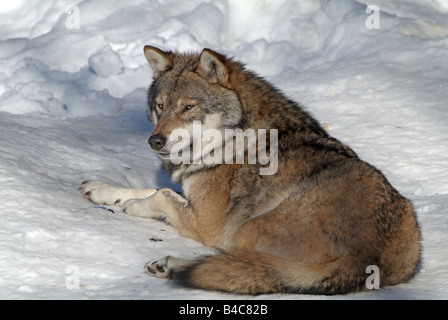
[148,133,166,151]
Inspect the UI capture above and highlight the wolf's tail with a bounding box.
[170,249,366,295]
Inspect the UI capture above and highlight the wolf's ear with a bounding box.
[144,45,174,79]
[196,49,231,87]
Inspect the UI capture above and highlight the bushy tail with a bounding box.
[170,249,366,295]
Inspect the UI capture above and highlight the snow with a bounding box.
[0,0,447,300]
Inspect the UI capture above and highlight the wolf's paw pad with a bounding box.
[145,256,173,278]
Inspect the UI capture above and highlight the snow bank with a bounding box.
[0,0,447,299]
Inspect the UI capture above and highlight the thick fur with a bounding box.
[80,46,421,295]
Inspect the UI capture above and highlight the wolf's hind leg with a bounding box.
[145,256,195,279]
[80,180,157,206]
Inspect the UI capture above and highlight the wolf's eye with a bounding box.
[184,104,195,112]
[157,104,164,110]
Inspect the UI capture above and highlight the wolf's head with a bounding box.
[144,46,243,161]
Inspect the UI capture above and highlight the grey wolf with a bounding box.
[80,46,421,295]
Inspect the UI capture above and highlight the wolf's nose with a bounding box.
[148,133,166,151]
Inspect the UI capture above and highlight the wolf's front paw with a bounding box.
[79,180,123,205]
[122,196,163,219]
[122,198,145,216]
